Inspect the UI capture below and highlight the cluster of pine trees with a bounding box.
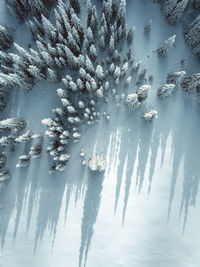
[0,117,43,180]
[5,0,58,22]
[159,0,200,57]
[2,0,197,174]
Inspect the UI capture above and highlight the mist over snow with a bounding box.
[0,0,200,266]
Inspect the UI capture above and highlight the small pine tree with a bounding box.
[142,109,158,122]
[70,0,80,13]
[157,84,176,98]
[127,27,135,44]
[0,25,13,49]
[144,20,152,34]
[109,35,115,55]
[181,73,200,95]
[166,71,186,85]
[0,118,26,132]
[157,35,176,57]
[95,65,104,80]
[47,68,60,82]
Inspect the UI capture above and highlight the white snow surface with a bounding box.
[0,0,200,267]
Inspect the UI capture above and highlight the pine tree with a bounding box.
[0,51,13,66]
[5,0,27,22]
[57,88,68,98]
[184,15,200,47]
[162,0,190,25]
[114,66,121,80]
[29,144,42,158]
[16,154,31,168]
[27,65,45,81]
[70,0,80,13]
[47,68,60,82]
[142,109,158,122]
[0,25,13,49]
[137,85,151,102]
[88,154,106,172]
[0,154,7,169]
[144,20,152,34]
[96,65,104,81]
[89,44,97,60]
[157,35,176,57]
[15,130,33,143]
[166,71,186,84]
[0,170,11,182]
[109,35,115,55]
[127,27,135,44]
[157,84,176,98]
[125,93,139,108]
[86,55,95,74]
[0,136,17,146]
[99,35,105,49]
[0,118,26,132]
[181,73,200,95]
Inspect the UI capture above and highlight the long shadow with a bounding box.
[78,170,104,267]
[122,118,141,225]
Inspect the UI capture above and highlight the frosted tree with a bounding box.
[127,26,135,44]
[166,71,186,85]
[125,93,138,108]
[181,73,200,95]
[27,65,45,81]
[144,20,152,34]
[109,63,115,75]
[114,66,121,80]
[0,118,26,132]
[68,81,78,92]
[15,130,33,143]
[184,15,200,47]
[0,51,13,66]
[88,154,107,172]
[132,60,141,73]
[89,44,97,60]
[70,0,80,13]
[42,15,57,42]
[95,65,104,81]
[125,76,132,87]
[0,170,11,182]
[99,35,105,49]
[162,0,190,25]
[29,144,42,158]
[5,0,27,22]
[16,154,31,168]
[137,85,151,102]
[118,0,126,29]
[47,68,60,82]
[157,35,176,57]
[142,110,158,122]
[0,25,13,49]
[0,136,17,146]
[86,55,95,74]
[57,88,68,98]
[157,84,176,98]
[87,27,94,44]
[109,35,115,55]
[122,62,128,77]
[41,51,54,67]
[96,87,104,98]
[0,154,7,169]
[192,43,200,57]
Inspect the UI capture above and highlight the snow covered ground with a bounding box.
[0,0,200,266]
